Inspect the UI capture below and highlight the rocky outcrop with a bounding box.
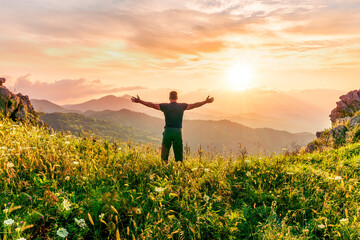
[330,89,360,123]
[306,89,360,153]
[0,86,41,125]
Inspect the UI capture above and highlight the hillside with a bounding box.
[1,115,360,239]
[84,109,314,153]
[39,112,160,145]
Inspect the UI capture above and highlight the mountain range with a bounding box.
[31,88,344,132]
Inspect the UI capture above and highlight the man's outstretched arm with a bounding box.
[131,95,160,110]
[186,96,214,110]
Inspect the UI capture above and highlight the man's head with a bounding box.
[169,91,178,102]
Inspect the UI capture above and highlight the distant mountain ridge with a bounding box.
[31,99,81,113]
[83,109,314,153]
[31,88,345,132]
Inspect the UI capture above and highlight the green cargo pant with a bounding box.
[161,128,183,162]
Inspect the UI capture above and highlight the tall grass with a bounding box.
[1,116,360,239]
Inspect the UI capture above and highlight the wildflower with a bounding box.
[340,218,349,224]
[245,160,251,163]
[3,209,9,213]
[19,221,23,224]
[62,199,71,211]
[204,194,210,202]
[318,224,325,229]
[4,219,15,226]
[75,218,87,228]
[191,168,198,172]
[6,162,14,168]
[155,187,165,193]
[204,168,210,172]
[7,202,11,205]
[29,197,32,200]
[32,147,37,149]
[135,208,142,214]
[73,161,79,165]
[99,213,105,219]
[334,176,342,181]
[17,238,26,240]
[65,176,70,181]
[286,172,294,175]
[65,141,70,144]
[0,146,7,150]
[15,227,21,232]
[246,171,251,177]
[56,227,69,238]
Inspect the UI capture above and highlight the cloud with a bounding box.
[13,75,146,103]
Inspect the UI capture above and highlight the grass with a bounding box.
[1,116,360,239]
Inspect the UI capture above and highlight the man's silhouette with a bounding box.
[131,91,214,164]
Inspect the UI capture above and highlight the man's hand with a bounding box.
[131,95,141,103]
[205,96,214,103]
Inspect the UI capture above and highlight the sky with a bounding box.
[1,0,360,104]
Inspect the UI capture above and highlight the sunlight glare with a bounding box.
[227,63,254,91]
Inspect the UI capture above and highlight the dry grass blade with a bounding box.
[88,213,94,226]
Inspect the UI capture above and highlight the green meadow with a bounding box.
[1,116,360,239]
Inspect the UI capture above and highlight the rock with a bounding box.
[0,78,5,86]
[330,89,360,123]
[305,143,317,153]
[350,115,360,128]
[335,116,351,126]
[316,131,324,138]
[0,86,41,124]
[330,125,347,140]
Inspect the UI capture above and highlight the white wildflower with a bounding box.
[50,134,55,137]
[73,161,79,165]
[6,162,14,168]
[245,160,251,163]
[4,219,15,226]
[32,147,37,149]
[62,199,71,211]
[82,176,87,180]
[203,194,210,202]
[154,187,165,193]
[318,224,325,229]
[65,176,70,181]
[334,176,342,180]
[340,218,349,224]
[17,238,26,240]
[286,172,294,175]
[15,227,21,232]
[204,168,210,172]
[246,171,251,177]
[65,141,70,144]
[99,213,105,219]
[75,218,87,228]
[57,227,69,238]
[0,146,7,150]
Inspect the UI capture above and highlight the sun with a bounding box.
[226,63,254,91]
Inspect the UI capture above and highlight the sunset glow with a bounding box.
[0,0,359,104]
[227,63,254,91]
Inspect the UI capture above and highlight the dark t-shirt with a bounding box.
[159,102,188,128]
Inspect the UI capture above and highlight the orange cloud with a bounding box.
[13,75,147,103]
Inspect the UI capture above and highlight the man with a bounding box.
[131,91,214,164]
